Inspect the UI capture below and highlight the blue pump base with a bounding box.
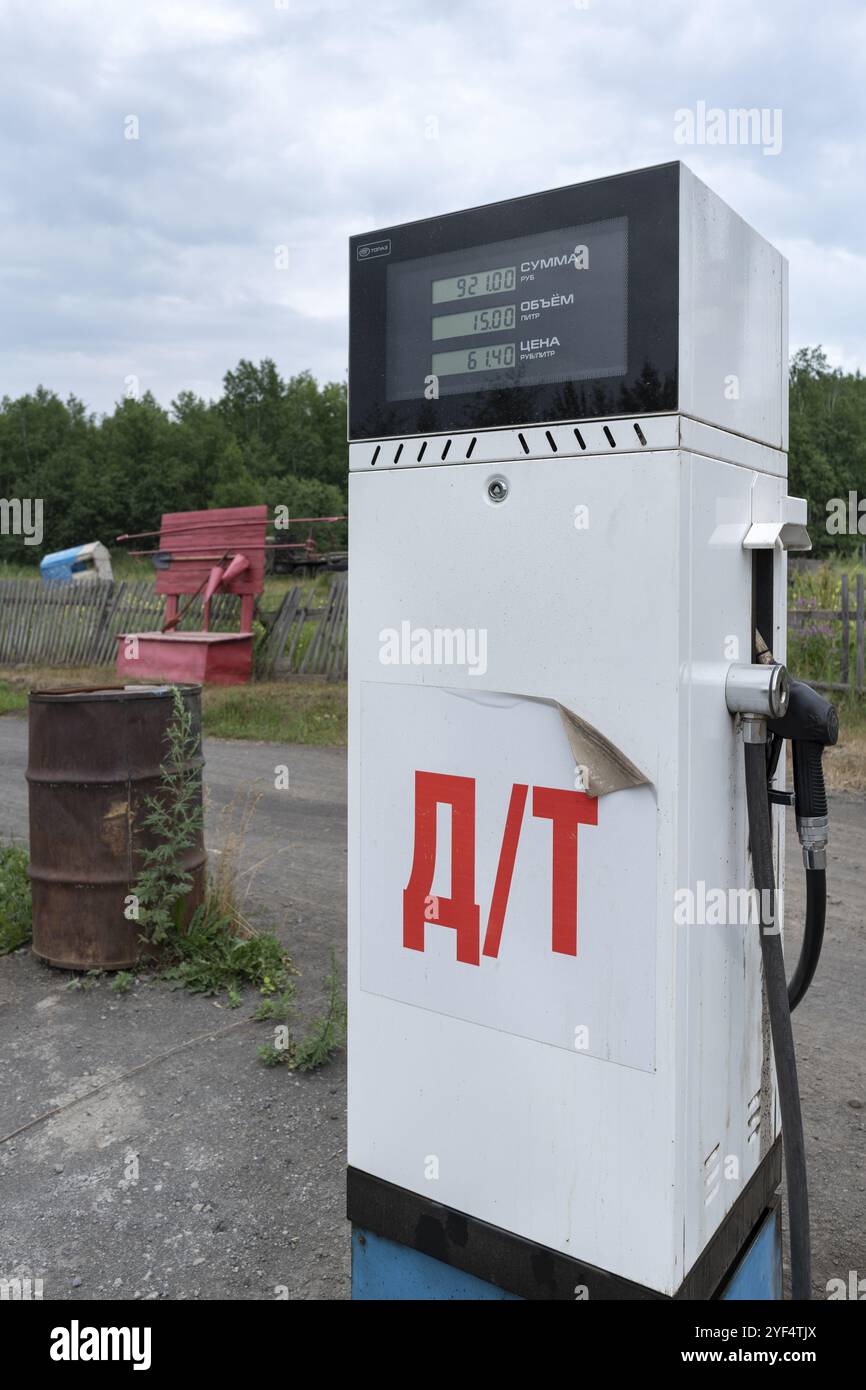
[351,1203,781,1301]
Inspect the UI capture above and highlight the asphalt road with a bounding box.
[0,711,863,1300]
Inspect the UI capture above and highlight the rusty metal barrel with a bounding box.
[27,684,206,970]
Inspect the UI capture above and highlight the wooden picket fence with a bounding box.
[2,568,863,693]
[788,572,865,696]
[0,575,348,680]
[257,575,348,680]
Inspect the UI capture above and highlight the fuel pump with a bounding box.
[347,161,830,1300]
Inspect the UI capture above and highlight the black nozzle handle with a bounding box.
[792,740,829,822]
[767,679,839,748]
[767,678,836,869]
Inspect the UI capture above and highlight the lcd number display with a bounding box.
[385,216,628,402]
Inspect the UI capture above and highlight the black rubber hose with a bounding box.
[788,869,826,1012]
[744,740,811,1300]
[787,740,829,1012]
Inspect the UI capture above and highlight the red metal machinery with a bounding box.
[116,506,268,686]
[266,516,348,574]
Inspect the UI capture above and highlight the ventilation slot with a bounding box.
[544,430,558,452]
[441,438,452,460]
[393,442,404,463]
[603,426,616,448]
[747,1090,762,1146]
[465,436,477,458]
[370,445,381,466]
[573,428,587,450]
[703,1142,721,1207]
[633,422,648,446]
[417,441,427,461]
[517,432,529,454]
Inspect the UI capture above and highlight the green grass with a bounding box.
[0,670,346,745]
[0,843,32,954]
[0,552,154,584]
[0,682,27,716]
[202,679,346,745]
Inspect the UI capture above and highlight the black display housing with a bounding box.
[349,162,679,441]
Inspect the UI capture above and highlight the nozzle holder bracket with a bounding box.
[726,662,790,721]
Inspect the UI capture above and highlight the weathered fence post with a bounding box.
[856,572,865,696]
[840,573,849,690]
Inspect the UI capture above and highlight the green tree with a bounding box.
[789,348,866,556]
[208,440,261,509]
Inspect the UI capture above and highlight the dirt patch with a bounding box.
[825,727,866,793]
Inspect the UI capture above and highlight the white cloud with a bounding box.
[780,237,866,372]
[0,0,863,411]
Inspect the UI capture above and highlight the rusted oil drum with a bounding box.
[27,684,206,970]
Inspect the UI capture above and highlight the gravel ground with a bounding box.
[0,720,349,1301]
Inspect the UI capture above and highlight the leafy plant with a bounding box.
[257,1042,287,1068]
[111,971,134,994]
[291,950,347,1071]
[135,687,203,946]
[252,988,296,1021]
[66,970,103,992]
[129,689,295,1005]
[159,902,292,997]
[255,950,346,1072]
[125,686,343,1070]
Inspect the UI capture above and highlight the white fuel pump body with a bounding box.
[348,163,795,1296]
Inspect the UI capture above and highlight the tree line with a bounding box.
[789,348,866,556]
[0,360,348,564]
[0,349,864,565]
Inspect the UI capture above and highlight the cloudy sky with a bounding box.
[1,0,864,414]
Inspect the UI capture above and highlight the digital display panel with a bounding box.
[348,162,680,438]
[385,217,628,403]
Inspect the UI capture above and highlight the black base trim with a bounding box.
[347,1138,782,1301]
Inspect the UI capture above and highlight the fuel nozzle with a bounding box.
[768,681,839,868]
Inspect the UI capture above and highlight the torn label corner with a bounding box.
[554,702,650,798]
